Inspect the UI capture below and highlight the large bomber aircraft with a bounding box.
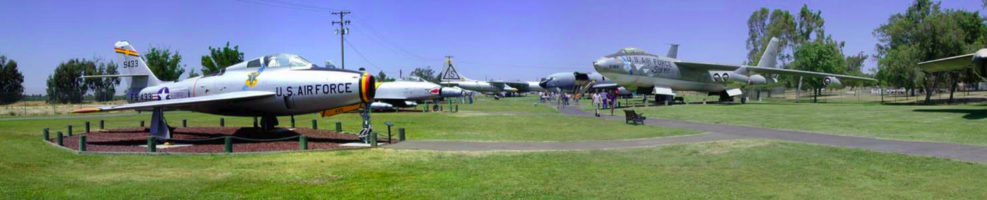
[439,57,544,93]
[919,48,987,79]
[74,41,377,140]
[592,37,876,104]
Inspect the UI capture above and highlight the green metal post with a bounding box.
[370,132,378,147]
[99,120,104,130]
[299,135,308,150]
[290,115,295,128]
[67,125,73,136]
[312,120,318,129]
[182,119,187,127]
[85,121,90,133]
[398,128,406,141]
[224,136,233,153]
[79,135,86,152]
[140,120,145,127]
[335,121,342,132]
[57,132,63,146]
[220,118,225,127]
[147,137,156,152]
[253,116,258,128]
[43,128,49,141]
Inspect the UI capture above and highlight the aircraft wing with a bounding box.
[918,53,975,72]
[676,61,875,81]
[674,61,741,71]
[591,82,620,89]
[741,66,876,81]
[72,91,276,113]
[496,81,531,91]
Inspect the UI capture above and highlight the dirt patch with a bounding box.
[47,127,394,154]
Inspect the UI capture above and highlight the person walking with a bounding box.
[592,92,602,117]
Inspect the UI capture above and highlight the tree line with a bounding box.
[745,0,986,103]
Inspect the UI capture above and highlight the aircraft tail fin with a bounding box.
[757,37,780,68]
[114,41,162,89]
[440,57,467,81]
[666,44,679,59]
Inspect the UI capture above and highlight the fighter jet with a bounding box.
[371,78,463,110]
[438,57,544,93]
[593,37,876,104]
[73,41,377,140]
[539,71,631,95]
[919,48,987,79]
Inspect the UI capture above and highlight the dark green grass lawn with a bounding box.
[3,96,987,198]
[585,100,987,145]
[3,139,987,199]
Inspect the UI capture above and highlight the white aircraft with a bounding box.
[371,78,463,110]
[74,41,377,140]
[438,57,544,93]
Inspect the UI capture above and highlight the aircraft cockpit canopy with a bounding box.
[224,54,324,73]
[618,48,648,55]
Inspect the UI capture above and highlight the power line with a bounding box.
[234,0,337,12]
[343,38,380,70]
[350,16,439,62]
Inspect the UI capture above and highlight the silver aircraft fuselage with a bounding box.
[593,50,727,93]
[125,54,374,116]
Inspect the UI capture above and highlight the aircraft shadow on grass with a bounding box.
[913,108,987,120]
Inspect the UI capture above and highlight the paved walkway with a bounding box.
[389,103,987,163]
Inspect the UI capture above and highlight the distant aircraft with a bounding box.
[438,57,545,93]
[73,41,377,140]
[918,48,987,79]
[539,71,631,95]
[593,37,876,104]
[371,78,463,110]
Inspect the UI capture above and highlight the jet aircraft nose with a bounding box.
[593,57,625,73]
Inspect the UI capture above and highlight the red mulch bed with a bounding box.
[47,127,394,153]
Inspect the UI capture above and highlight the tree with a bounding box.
[88,61,119,102]
[187,67,200,78]
[46,59,93,103]
[200,42,243,75]
[144,47,184,81]
[873,0,983,104]
[0,55,24,104]
[376,70,395,82]
[792,40,846,103]
[410,66,439,83]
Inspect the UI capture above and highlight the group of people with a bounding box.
[538,90,620,116]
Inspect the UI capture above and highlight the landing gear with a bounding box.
[260,115,279,130]
[149,107,171,140]
[358,102,374,143]
[717,92,734,102]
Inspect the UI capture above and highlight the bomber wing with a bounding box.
[918,53,976,72]
[72,91,275,113]
[675,61,876,81]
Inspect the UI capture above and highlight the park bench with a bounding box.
[623,110,646,125]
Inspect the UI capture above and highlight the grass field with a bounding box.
[585,96,987,145]
[3,139,987,198]
[4,95,987,198]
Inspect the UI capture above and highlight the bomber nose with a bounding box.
[358,73,376,103]
[593,58,621,71]
[538,77,553,88]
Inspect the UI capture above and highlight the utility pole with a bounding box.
[332,10,351,69]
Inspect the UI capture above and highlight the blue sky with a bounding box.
[0,0,982,94]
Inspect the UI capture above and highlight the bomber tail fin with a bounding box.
[440,56,468,81]
[666,44,679,59]
[113,41,162,90]
[756,37,780,68]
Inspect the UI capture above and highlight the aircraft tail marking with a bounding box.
[114,41,163,89]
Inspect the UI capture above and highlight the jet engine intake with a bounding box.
[823,76,842,88]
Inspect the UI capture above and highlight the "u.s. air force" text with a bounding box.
[275,83,353,97]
